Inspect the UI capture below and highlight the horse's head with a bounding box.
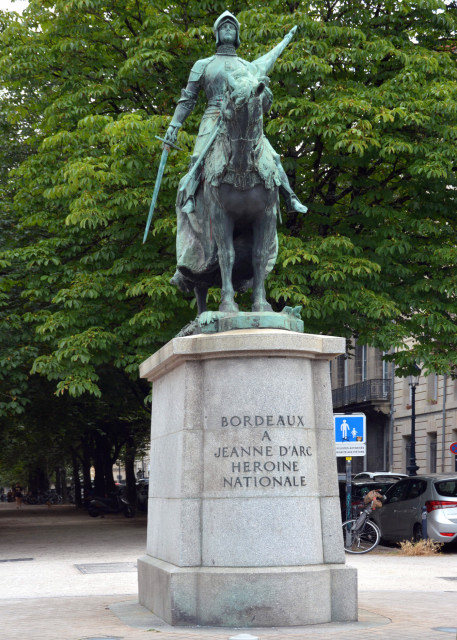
[222,69,268,123]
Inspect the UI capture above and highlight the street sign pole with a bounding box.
[334,414,366,550]
[345,456,352,548]
[346,456,352,522]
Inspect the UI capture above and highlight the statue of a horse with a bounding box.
[172,68,282,315]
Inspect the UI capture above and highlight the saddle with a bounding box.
[204,131,281,191]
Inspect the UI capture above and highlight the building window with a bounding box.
[336,355,345,387]
[427,375,438,405]
[428,433,437,473]
[382,351,390,394]
[405,378,412,404]
[355,344,367,382]
[404,435,411,472]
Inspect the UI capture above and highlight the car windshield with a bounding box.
[435,479,457,497]
[352,482,394,498]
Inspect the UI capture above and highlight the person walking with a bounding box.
[14,483,23,509]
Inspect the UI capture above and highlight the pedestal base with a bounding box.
[138,330,357,627]
[177,308,304,336]
[138,556,357,627]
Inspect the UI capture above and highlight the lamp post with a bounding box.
[407,364,421,476]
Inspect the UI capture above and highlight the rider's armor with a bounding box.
[167,11,306,215]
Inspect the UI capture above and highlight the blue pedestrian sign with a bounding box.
[334,414,366,457]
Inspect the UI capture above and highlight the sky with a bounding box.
[0,0,28,12]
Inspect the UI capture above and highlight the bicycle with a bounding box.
[342,493,384,554]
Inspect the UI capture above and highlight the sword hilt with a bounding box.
[155,135,183,152]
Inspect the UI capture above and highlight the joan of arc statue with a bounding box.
[160,11,306,307]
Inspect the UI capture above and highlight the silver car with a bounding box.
[353,471,408,482]
[370,474,457,544]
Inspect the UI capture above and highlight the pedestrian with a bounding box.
[14,483,23,509]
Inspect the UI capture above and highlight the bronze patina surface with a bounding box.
[152,11,307,332]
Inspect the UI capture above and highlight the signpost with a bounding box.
[334,414,366,457]
[334,414,367,524]
[450,442,457,472]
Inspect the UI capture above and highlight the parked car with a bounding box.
[339,479,397,519]
[353,471,408,482]
[370,474,457,544]
[136,480,149,512]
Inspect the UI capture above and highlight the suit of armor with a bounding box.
[164,12,307,216]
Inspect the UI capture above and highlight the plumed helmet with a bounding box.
[213,10,241,48]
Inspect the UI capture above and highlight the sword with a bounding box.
[143,136,183,244]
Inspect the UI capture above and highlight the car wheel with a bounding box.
[88,507,100,517]
[413,523,423,541]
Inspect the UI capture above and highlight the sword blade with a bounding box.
[143,146,169,244]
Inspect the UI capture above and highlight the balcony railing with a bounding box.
[332,379,391,409]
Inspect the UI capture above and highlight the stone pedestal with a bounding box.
[138,329,357,627]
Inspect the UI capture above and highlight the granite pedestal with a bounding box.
[138,329,357,627]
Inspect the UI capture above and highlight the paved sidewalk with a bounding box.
[1,503,456,640]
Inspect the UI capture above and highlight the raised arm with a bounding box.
[251,26,297,77]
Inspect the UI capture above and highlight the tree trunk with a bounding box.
[71,454,83,508]
[81,445,93,500]
[103,447,116,494]
[60,468,67,502]
[55,467,62,494]
[124,437,137,507]
[28,467,49,494]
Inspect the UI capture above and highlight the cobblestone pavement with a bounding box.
[1,503,456,640]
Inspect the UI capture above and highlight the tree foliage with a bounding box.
[1,0,457,480]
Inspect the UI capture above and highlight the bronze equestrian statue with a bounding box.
[160,11,307,315]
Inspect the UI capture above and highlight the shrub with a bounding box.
[398,538,443,556]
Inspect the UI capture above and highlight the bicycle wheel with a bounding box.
[342,519,380,554]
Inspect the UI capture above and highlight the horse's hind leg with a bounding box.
[251,205,276,313]
[211,204,238,313]
[194,285,208,315]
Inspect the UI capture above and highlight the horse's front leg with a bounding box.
[251,202,276,313]
[194,285,208,315]
[211,202,238,313]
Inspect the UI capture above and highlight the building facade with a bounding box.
[393,373,457,475]
[331,343,457,475]
[331,344,393,474]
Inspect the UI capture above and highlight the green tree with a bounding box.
[1,0,457,483]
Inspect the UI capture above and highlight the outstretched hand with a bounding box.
[285,25,298,42]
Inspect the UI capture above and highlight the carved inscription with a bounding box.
[213,415,312,489]
[221,415,305,427]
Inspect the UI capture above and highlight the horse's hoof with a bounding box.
[219,300,239,313]
[252,302,273,312]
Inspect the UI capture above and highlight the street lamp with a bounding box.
[407,364,421,476]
